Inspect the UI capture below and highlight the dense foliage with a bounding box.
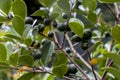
[0,0,120,80]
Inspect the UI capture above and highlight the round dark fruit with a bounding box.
[8,13,13,20]
[64,22,71,31]
[48,31,54,38]
[38,24,44,33]
[31,41,40,49]
[65,64,78,76]
[32,52,41,60]
[25,17,34,25]
[81,43,89,50]
[83,30,92,41]
[62,13,68,19]
[31,41,36,47]
[43,18,51,25]
[41,39,47,45]
[52,20,57,28]
[105,32,110,37]
[57,23,65,31]
[65,47,71,54]
[71,35,81,42]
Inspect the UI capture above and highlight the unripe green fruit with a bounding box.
[43,18,51,25]
[48,31,54,38]
[25,17,34,25]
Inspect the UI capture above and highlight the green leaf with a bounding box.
[31,10,48,18]
[38,0,56,7]
[103,53,120,66]
[0,62,9,70]
[103,67,120,80]
[98,0,120,3]
[92,42,103,52]
[57,0,70,12]
[0,43,7,62]
[4,34,22,42]
[12,15,25,36]
[53,53,68,67]
[41,42,54,65]
[50,12,59,20]
[43,74,54,80]
[52,64,68,78]
[18,72,38,80]
[0,16,8,23]
[0,0,12,15]
[82,0,97,11]
[24,38,32,47]
[9,53,18,66]
[23,25,33,38]
[12,0,27,19]
[18,54,34,67]
[88,12,97,24]
[69,18,84,38]
[111,25,120,44]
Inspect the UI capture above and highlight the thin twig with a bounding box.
[87,49,97,80]
[52,28,90,80]
[65,33,101,79]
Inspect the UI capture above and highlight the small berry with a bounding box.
[65,64,78,76]
[48,31,54,38]
[64,22,71,31]
[57,23,65,31]
[81,43,89,50]
[52,20,57,28]
[65,47,71,53]
[83,30,92,41]
[43,18,51,25]
[41,39,47,45]
[32,52,41,60]
[62,13,68,19]
[71,35,81,42]
[38,24,44,33]
[25,17,34,25]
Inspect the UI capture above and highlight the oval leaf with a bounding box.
[0,62,9,70]
[0,16,9,23]
[103,67,120,80]
[53,53,68,67]
[9,53,18,66]
[57,0,70,12]
[69,18,84,38]
[103,53,120,66]
[18,72,38,80]
[18,55,34,67]
[0,43,7,62]
[98,0,120,3]
[111,25,120,44]
[41,42,54,65]
[12,0,27,19]
[12,16,25,36]
[52,64,68,78]
[0,0,12,15]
